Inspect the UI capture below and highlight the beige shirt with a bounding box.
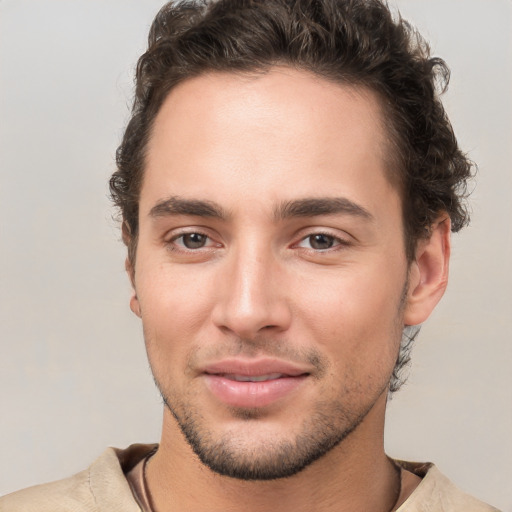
[0,444,500,512]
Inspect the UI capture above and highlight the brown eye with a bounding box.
[308,234,335,250]
[181,233,208,249]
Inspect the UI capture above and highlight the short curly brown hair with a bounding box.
[110,0,473,266]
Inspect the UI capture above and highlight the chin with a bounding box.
[162,391,372,481]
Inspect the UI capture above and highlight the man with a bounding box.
[0,0,500,510]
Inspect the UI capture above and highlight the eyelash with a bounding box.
[167,231,219,252]
[294,232,351,252]
[166,230,350,254]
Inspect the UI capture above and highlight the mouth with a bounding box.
[217,373,289,382]
[201,359,310,408]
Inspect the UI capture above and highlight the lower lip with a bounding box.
[203,374,308,408]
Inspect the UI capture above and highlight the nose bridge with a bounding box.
[212,238,290,337]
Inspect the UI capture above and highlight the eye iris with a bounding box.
[310,234,334,250]
[183,233,207,249]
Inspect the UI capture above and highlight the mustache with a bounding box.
[185,336,329,377]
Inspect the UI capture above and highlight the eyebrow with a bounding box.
[149,196,227,220]
[148,195,373,222]
[275,197,374,222]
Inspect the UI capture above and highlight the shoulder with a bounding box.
[0,444,155,512]
[0,466,96,512]
[397,461,501,512]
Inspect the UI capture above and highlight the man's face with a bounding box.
[132,68,411,479]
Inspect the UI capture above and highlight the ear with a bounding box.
[123,221,141,318]
[126,257,141,318]
[403,216,451,326]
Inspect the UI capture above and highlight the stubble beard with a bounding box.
[148,279,409,481]
[152,362,390,481]
[165,392,374,480]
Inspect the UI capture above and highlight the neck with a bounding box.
[145,393,406,512]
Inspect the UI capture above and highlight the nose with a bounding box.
[211,246,292,339]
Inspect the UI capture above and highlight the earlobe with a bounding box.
[125,256,141,318]
[403,217,451,326]
[130,291,142,318]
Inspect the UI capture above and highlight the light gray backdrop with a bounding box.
[1,1,511,510]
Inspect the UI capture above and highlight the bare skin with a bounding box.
[129,68,450,512]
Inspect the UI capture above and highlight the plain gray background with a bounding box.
[1,1,511,509]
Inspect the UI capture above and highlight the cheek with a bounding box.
[295,266,405,372]
[138,258,213,320]
[136,265,216,364]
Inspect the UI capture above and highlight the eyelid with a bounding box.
[292,229,353,251]
[166,227,222,250]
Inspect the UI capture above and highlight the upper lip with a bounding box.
[201,358,311,377]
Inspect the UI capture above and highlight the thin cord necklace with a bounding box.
[388,458,403,512]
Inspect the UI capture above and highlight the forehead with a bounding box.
[142,67,396,216]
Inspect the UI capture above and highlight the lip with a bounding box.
[201,358,310,408]
[202,358,310,377]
